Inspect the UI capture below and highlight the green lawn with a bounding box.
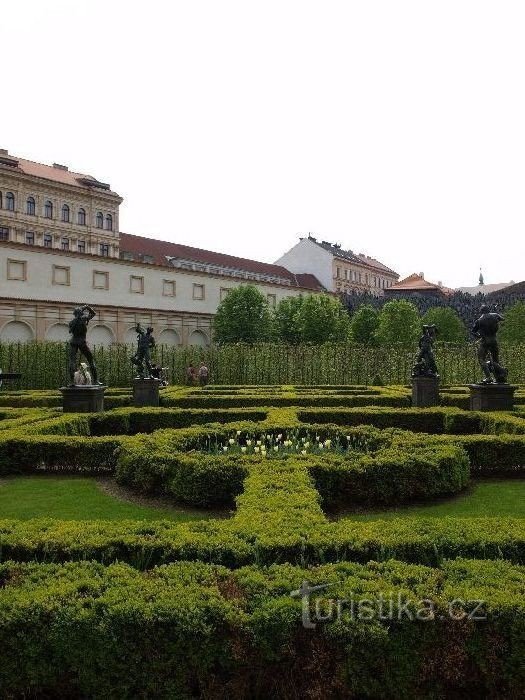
[0,477,218,521]
[336,479,525,521]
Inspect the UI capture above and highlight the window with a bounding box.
[7,259,27,281]
[193,283,205,300]
[162,279,176,297]
[77,240,86,253]
[52,265,70,286]
[61,204,70,222]
[61,238,70,251]
[96,212,103,228]
[99,243,110,257]
[93,270,109,290]
[25,232,34,245]
[0,192,2,208]
[335,267,341,278]
[44,200,53,218]
[130,275,144,294]
[267,293,277,308]
[141,254,154,264]
[5,192,14,211]
[0,226,9,241]
[78,208,86,226]
[26,197,35,215]
[43,233,52,248]
[220,287,231,302]
[105,214,113,231]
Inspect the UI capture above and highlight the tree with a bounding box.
[421,307,466,343]
[274,294,350,343]
[375,299,420,345]
[349,305,379,345]
[500,302,525,344]
[294,294,351,343]
[213,285,273,343]
[273,296,304,344]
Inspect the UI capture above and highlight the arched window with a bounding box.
[5,192,15,211]
[61,204,70,222]
[44,200,53,218]
[96,212,103,228]
[26,197,36,215]
[0,192,3,209]
[105,214,113,231]
[78,208,86,226]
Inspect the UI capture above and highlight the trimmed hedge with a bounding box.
[0,558,523,698]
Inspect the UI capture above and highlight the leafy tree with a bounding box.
[294,294,351,343]
[421,307,466,343]
[273,296,304,344]
[213,285,273,343]
[349,305,379,345]
[375,300,420,345]
[500,302,525,343]
[274,294,350,343]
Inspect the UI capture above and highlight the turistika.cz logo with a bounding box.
[290,580,487,629]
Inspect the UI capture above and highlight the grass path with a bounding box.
[0,476,220,521]
[335,478,525,521]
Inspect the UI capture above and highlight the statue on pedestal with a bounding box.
[412,324,439,378]
[131,324,156,378]
[68,305,100,386]
[472,305,507,384]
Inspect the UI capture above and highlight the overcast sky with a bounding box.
[3,1,524,287]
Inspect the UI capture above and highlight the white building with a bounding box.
[275,234,398,295]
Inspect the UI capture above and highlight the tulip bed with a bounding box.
[0,385,524,698]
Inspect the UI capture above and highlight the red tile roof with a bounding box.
[0,151,120,197]
[385,273,451,295]
[119,232,326,291]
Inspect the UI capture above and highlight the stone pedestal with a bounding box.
[133,378,161,407]
[60,385,107,413]
[468,383,516,411]
[411,376,440,407]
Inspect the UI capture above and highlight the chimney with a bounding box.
[419,272,424,278]
[0,148,8,156]
[53,163,69,171]
[438,280,443,287]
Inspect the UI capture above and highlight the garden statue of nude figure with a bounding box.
[131,324,156,378]
[472,305,508,384]
[68,305,100,386]
[411,324,439,378]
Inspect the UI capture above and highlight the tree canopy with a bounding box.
[375,299,420,345]
[349,305,379,345]
[421,307,466,343]
[213,285,273,343]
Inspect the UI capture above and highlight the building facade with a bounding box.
[274,235,399,295]
[0,150,325,346]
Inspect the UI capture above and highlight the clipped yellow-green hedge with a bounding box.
[0,558,523,698]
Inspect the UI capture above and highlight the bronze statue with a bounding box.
[131,324,156,378]
[68,305,100,386]
[412,324,439,377]
[472,305,507,384]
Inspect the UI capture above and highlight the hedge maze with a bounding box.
[0,385,524,698]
